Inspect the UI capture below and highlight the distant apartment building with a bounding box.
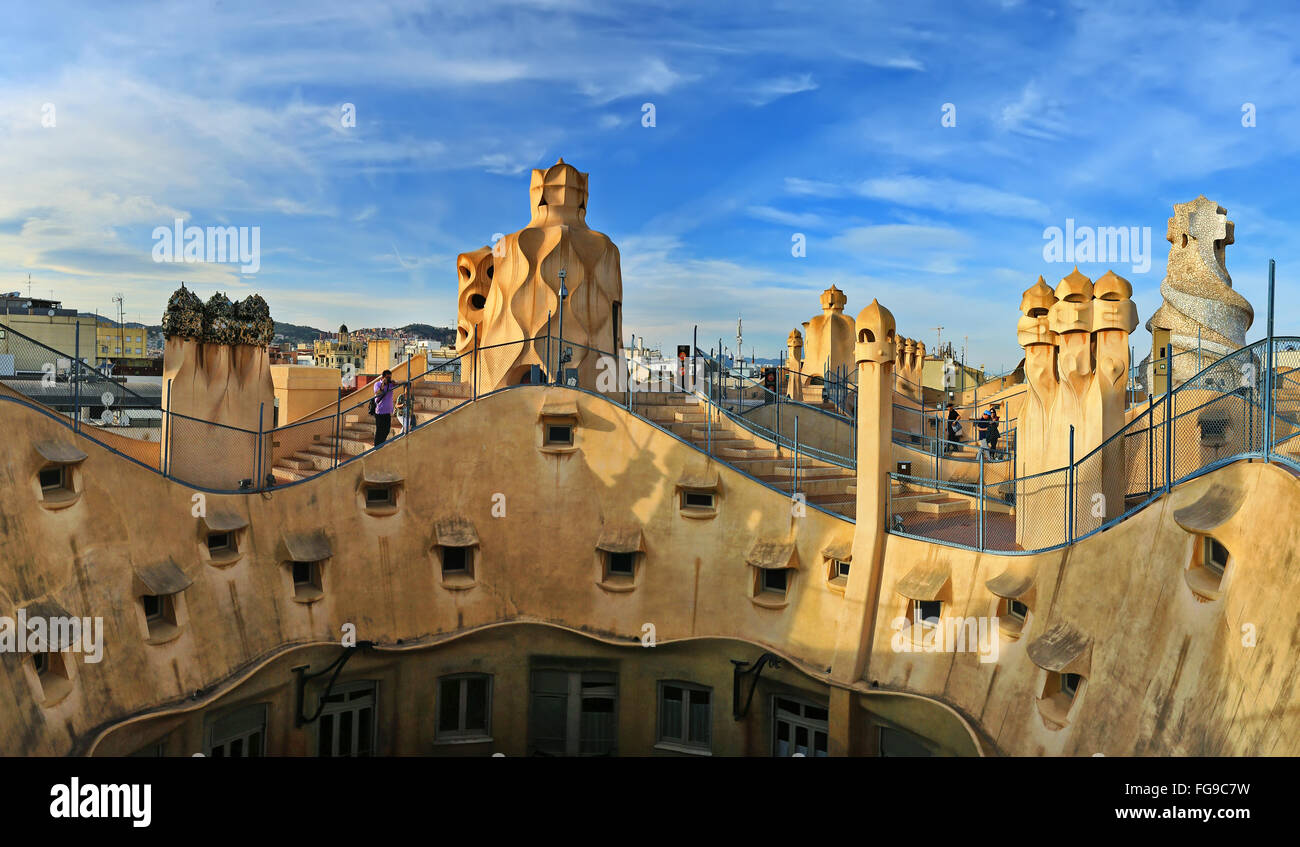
[96,320,148,359]
[312,324,366,372]
[0,293,100,366]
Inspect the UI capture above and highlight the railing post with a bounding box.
[473,325,479,400]
[164,378,172,478]
[1147,394,1154,495]
[333,391,341,469]
[1164,390,1173,492]
[1265,258,1276,461]
[793,415,800,495]
[73,322,80,434]
[256,402,265,490]
[706,387,712,455]
[1067,425,1075,544]
[978,447,985,551]
[405,353,413,435]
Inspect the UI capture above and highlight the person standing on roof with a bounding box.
[373,369,396,447]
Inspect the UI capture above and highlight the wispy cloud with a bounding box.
[747,73,818,106]
[746,205,825,228]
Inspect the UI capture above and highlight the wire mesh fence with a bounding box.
[891,336,1299,554]
[7,323,1300,514]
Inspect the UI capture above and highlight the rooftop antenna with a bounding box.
[112,293,125,357]
[27,273,31,297]
[932,326,944,357]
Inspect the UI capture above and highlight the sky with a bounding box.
[1,0,1298,372]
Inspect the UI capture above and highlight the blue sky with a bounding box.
[1,0,1298,371]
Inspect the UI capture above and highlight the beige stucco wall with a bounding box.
[4,377,1297,756]
[271,364,342,425]
[868,460,1299,755]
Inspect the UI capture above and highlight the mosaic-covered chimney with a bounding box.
[160,285,275,490]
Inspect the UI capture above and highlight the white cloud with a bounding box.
[747,73,818,105]
[857,175,1050,220]
[999,81,1071,141]
[746,205,825,228]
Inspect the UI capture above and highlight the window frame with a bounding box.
[206,531,232,555]
[316,680,378,757]
[38,465,66,492]
[761,567,789,595]
[544,422,574,447]
[435,673,493,742]
[771,695,829,758]
[204,703,268,757]
[656,680,713,754]
[605,550,636,578]
[290,559,325,601]
[439,544,474,578]
[681,490,715,510]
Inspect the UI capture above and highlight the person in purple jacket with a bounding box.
[372,369,396,446]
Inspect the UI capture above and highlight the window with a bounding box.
[773,697,828,757]
[1186,534,1231,599]
[291,560,324,600]
[28,649,73,705]
[908,599,942,628]
[996,597,1030,637]
[317,682,377,757]
[761,568,788,595]
[207,532,231,555]
[832,559,850,580]
[529,669,618,757]
[140,592,179,639]
[1036,670,1086,727]
[39,466,66,492]
[878,726,933,757]
[437,674,492,741]
[205,704,267,757]
[545,424,573,446]
[365,486,394,508]
[1203,537,1229,575]
[440,545,471,576]
[658,682,711,753]
[606,551,635,577]
[681,491,714,510]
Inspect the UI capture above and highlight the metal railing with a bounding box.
[889,333,1299,554]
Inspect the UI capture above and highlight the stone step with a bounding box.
[889,492,937,511]
[916,496,971,515]
[807,492,856,508]
[761,475,853,497]
[770,461,849,478]
[272,465,316,483]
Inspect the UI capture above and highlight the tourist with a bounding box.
[986,408,1001,459]
[945,403,961,454]
[976,408,991,457]
[373,369,396,446]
